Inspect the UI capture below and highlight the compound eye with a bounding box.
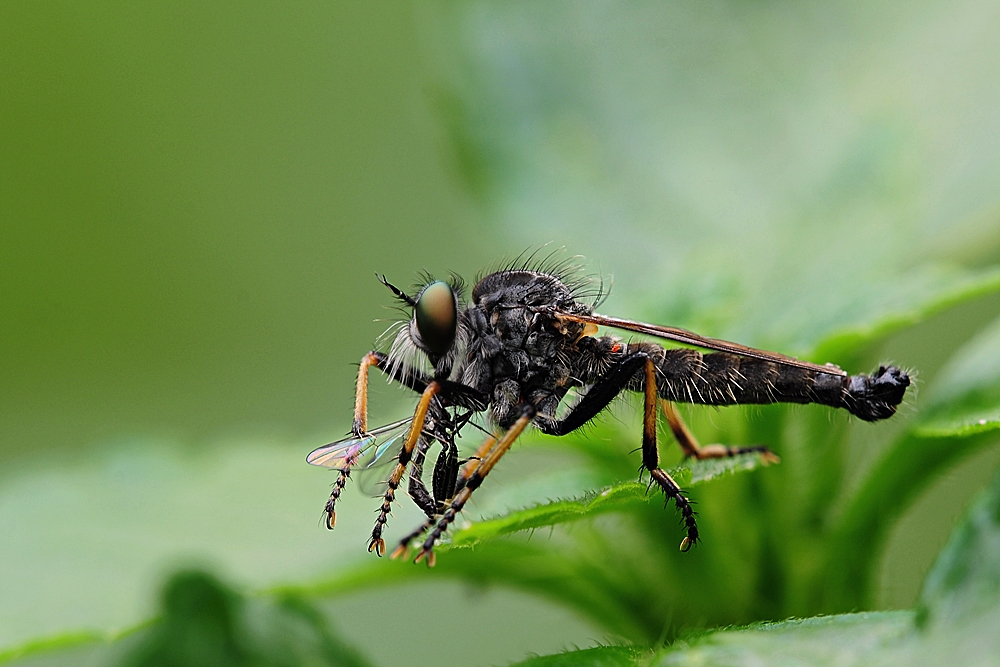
[415,281,457,356]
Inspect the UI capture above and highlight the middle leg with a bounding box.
[643,360,700,552]
[535,351,701,550]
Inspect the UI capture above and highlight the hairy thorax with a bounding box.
[458,270,597,426]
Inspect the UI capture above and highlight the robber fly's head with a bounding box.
[378,274,460,365]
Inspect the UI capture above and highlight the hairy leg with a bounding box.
[368,382,440,556]
[353,351,431,436]
[642,360,699,552]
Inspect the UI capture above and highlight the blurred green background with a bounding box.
[4,1,1000,666]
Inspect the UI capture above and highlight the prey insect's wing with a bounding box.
[306,417,414,470]
[555,311,847,377]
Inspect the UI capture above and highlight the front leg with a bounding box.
[327,353,486,532]
[318,352,432,531]
[352,351,487,435]
[353,351,431,436]
[369,381,440,556]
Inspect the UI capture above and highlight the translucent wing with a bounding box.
[369,429,408,468]
[555,311,847,377]
[306,417,414,470]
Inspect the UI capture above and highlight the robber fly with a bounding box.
[308,258,910,565]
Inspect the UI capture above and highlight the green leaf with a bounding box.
[287,541,669,643]
[16,465,1000,667]
[508,470,1000,666]
[503,612,916,667]
[826,313,1000,609]
[0,439,380,650]
[823,431,999,610]
[914,313,1000,437]
[0,571,375,667]
[277,452,778,644]
[508,645,649,667]
[653,612,915,667]
[451,454,771,549]
[811,265,1000,365]
[449,482,654,549]
[920,466,1000,626]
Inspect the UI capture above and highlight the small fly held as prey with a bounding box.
[308,260,910,565]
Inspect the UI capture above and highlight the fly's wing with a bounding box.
[555,311,847,377]
[306,417,414,470]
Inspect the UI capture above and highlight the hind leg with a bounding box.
[661,400,779,464]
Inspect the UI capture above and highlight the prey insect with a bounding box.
[308,258,910,564]
[307,417,412,527]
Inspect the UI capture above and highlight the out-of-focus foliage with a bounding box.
[122,571,371,667]
[0,572,372,667]
[6,0,1000,666]
[0,0,495,462]
[504,465,1000,666]
[9,461,1000,666]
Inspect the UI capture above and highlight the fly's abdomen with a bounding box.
[645,345,909,422]
[840,366,911,421]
